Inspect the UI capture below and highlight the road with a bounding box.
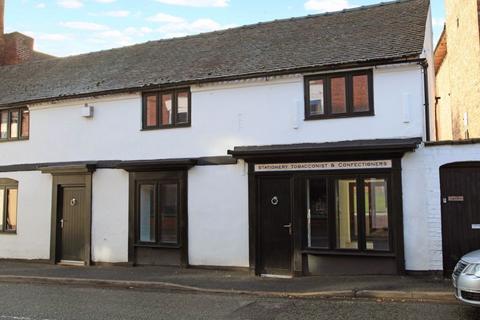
[0,283,477,320]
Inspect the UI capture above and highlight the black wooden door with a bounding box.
[441,165,480,275]
[59,186,87,262]
[258,176,292,275]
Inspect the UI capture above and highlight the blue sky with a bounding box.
[5,0,446,57]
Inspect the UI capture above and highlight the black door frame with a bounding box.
[256,175,295,276]
[41,165,95,266]
[440,162,480,276]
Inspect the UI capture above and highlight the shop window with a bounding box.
[0,179,18,233]
[137,180,180,246]
[142,89,191,130]
[307,178,328,249]
[364,179,389,251]
[336,179,359,249]
[0,108,29,142]
[305,70,373,120]
[305,176,390,252]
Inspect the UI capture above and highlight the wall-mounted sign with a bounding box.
[255,160,392,172]
[448,196,464,202]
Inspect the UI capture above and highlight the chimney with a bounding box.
[4,32,34,65]
[0,0,5,65]
[0,0,4,36]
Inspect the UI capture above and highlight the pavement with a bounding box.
[0,282,475,320]
[0,261,455,303]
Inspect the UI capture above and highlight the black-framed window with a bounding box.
[0,179,18,233]
[306,175,391,253]
[305,70,374,120]
[0,108,29,141]
[142,89,191,130]
[137,180,180,246]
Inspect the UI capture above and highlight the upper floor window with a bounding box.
[0,179,18,233]
[142,89,191,130]
[305,70,373,120]
[0,108,29,141]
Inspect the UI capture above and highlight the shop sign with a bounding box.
[254,160,392,172]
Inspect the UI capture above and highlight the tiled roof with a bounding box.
[0,0,429,108]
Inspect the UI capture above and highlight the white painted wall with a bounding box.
[0,64,430,266]
[403,144,480,271]
[0,171,51,260]
[188,163,249,267]
[0,64,426,167]
[92,169,129,263]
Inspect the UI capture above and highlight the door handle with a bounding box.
[283,223,292,235]
[60,219,65,229]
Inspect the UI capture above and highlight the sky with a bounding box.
[4,0,446,57]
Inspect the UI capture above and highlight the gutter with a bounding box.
[421,60,431,142]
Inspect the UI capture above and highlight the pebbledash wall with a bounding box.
[0,61,465,271]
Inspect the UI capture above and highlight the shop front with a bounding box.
[229,138,422,276]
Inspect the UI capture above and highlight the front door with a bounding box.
[441,164,480,275]
[59,186,87,263]
[258,176,292,276]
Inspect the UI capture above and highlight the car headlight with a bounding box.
[464,264,480,277]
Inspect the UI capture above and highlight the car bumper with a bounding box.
[453,274,480,306]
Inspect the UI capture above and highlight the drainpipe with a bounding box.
[421,60,431,142]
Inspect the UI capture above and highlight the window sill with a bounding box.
[134,243,180,249]
[0,137,29,143]
[305,112,374,121]
[302,249,394,257]
[0,231,17,235]
[141,123,191,131]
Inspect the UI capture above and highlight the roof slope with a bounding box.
[0,0,429,108]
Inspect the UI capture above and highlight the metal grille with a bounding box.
[453,261,469,277]
[461,291,480,302]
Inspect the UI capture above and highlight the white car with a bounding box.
[453,250,480,306]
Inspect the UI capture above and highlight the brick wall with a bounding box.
[3,33,34,65]
[436,0,480,140]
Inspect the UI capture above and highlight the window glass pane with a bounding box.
[139,185,155,242]
[335,179,358,249]
[176,91,189,124]
[6,189,17,232]
[9,111,19,139]
[353,74,370,112]
[309,80,325,115]
[159,184,178,244]
[365,179,389,251]
[145,95,158,127]
[307,178,328,248]
[161,94,173,126]
[0,112,7,139]
[330,77,347,114]
[0,189,4,231]
[21,110,30,138]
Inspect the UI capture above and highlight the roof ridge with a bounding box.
[11,0,425,62]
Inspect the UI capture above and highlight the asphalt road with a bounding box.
[0,283,477,320]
